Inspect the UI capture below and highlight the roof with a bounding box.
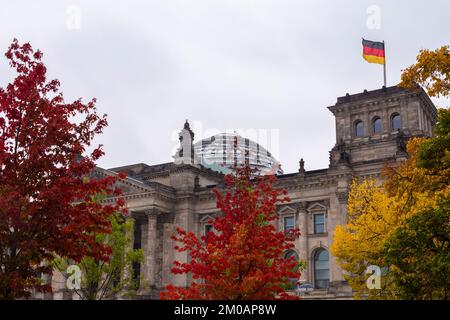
[334,85,410,105]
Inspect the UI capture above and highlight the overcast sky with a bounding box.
[0,0,448,173]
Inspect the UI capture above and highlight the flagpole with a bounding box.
[383,40,387,87]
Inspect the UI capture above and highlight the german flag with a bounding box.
[362,39,385,65]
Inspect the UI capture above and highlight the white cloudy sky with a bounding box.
[0,0,448,173]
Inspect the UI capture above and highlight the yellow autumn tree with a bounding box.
[331,178,396,299]
[400,45,449,98]
[331,138,440,299]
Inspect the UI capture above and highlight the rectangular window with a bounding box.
[314,214,325,234]
[284,216,295,232]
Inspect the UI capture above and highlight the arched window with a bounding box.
[372,117,382,134]
[284,250,299,290]
[391,113,401,130]
[285,250,299,261]
[354,120,364,137]
[314,249,329,289]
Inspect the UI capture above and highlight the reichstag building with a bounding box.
[48,85,436,299]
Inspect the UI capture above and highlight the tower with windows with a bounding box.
[328,86,436,171]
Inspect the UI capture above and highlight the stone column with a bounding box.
[400,97,408,131]
[121,211,136,294]
[381,102,388,133]
[142,210,158,291]
[364,109,370,137]
[329,190,349,283]
[172,200,196,287]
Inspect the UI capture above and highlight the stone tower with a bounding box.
[327,86,436,170]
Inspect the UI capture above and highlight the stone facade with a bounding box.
[49,85,436,299]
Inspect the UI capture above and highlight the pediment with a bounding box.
[93,167,155,195]
[307,202,327,212]
[278,205,297,215]
[199,214,215,224]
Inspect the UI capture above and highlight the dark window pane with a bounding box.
[314,249,329,289]
[315,270,329,279]
[315,224,324,234]
[355,121,364,137]
[133,220,141,249]
[315,214,324,223]
[314,214,325,233]
[392,114,401,130]
[317,250,329,261]
[204,224,213,234]
[284,216,295,231]
[132,220,142,289]
[284,250,299,261]
[373,118,382,133]
[315,260,328,269]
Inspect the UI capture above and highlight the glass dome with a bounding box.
[193,132,283,175]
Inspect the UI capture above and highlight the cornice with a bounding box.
[104,191,176,204]
[93,167,155,193]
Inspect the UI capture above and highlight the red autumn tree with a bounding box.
[161,166,301,300]
[0,39,125,299]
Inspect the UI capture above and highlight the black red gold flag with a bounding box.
[362,38,385,65]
